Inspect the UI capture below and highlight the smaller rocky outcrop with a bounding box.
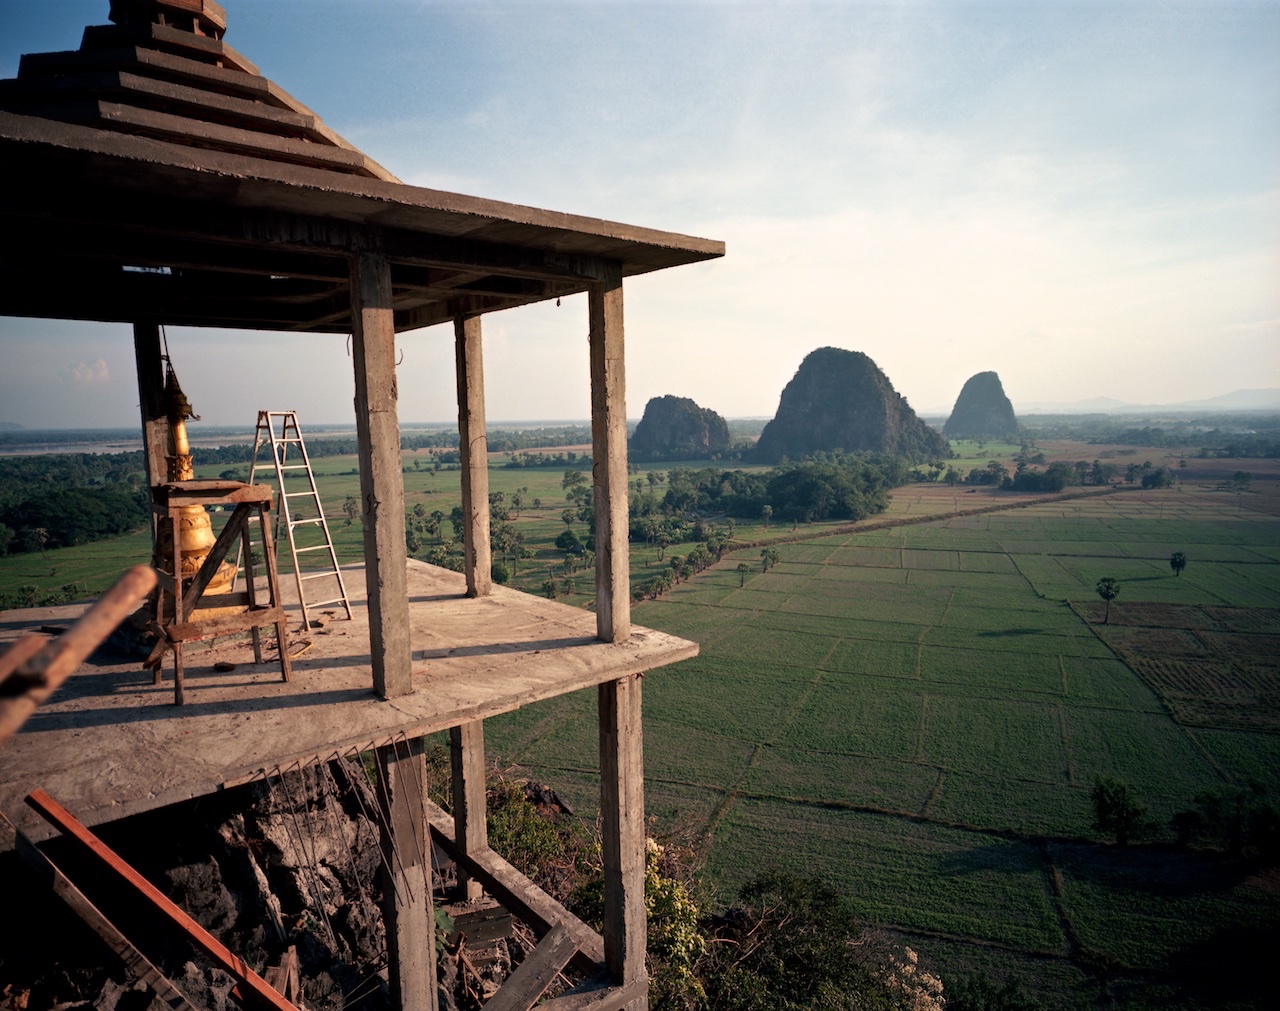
[943,372,1019,440]
[630,395,731,460]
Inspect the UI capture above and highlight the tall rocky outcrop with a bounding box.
[630,395,731,459]
[754,347,950,463]
[943,371,1019,440]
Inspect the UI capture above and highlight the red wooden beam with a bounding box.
[24,789,300,1011]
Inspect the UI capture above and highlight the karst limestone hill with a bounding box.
[754,347,951,463]
[943,371,1019,440]
[629,395,731,459]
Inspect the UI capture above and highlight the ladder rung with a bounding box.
[293,545,331,553]
[285,491,318,498]
[277,464,310,471]
[307,597,349,607]
[289,517,325,526]
[299,572,341,581]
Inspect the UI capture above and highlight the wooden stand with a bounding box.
[147,480,291,705]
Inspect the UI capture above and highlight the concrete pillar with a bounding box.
[350,251,412,698]
[599,674,647,1001]
[454,316,491,597]
[450,720,488,901]
[588,272,630,642]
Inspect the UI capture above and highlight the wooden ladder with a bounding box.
[244,410,352,631]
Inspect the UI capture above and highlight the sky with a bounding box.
[0,0,1277,428]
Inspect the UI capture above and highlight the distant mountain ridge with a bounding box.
[755,347,950,463]
[1015,389,1280,414]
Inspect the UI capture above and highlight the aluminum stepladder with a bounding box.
[244,411,352,631]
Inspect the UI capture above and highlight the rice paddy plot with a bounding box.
[805,563,910,585]
[707,624,841,671]
[902,548,961,571]
[1059,656,1164,710]
[924,625,1113,658]
[905,568,1031,592]
[949,586,1044,611]
[642,720,756,789]
[901,526,1005,551]
[1192,727,1280,789]
[641,663,815,741]
[826,544,902,567]
[630,599,741,640]
[1068,709,1224,809]
[941,601,1087,635]
[823,638,920,679]
[927,692,1069,775]
[746,571,815,594]
[957,550,1019,573]
[706,801,1067,953]
[794,595,947,627]
[917,645,1064,696]
[929,772,1091,837]
[1048,841,1280,972]
[741,746,937,811]
[773,679,923,760]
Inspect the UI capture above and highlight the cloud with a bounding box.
[66,357,111,387]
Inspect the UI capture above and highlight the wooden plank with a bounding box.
[425,798,605,976]
[376,740,438,1011]
[166,604,284,643]
[23,790,302,1011]
[350,251,412,698]
[540,977,647,1011]
[483,921,578,1011]
[2,814,198,1011]
[80,21,261,75]
[598,676,646,987]
[588,274,630,642]
[449,720,488,901]
[454,315,491,597]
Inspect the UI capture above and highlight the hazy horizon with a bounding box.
[1,0,1276,429]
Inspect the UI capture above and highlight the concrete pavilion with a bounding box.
[0,2,724,1008]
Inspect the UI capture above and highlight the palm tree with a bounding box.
[761,547,780,573]
[1169,551,1187,577]
[736,562,750,587]
[1095,577,1120,624]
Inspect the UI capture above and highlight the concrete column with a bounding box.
[599,674,646,999]
[450,720,488,901]
[350,252,412,698]
[376,738,438,1011]
[588,272,630,642]
[454,316,491,597]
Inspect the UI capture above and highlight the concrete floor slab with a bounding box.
[0,560,697,846]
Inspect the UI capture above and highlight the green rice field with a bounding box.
[485,482,1280,1009]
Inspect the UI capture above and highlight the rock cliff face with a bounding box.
[943,371,1019,440]
[754,347,950,463]
[630,395,731,459]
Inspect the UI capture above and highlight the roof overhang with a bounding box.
[0,110,724,333]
